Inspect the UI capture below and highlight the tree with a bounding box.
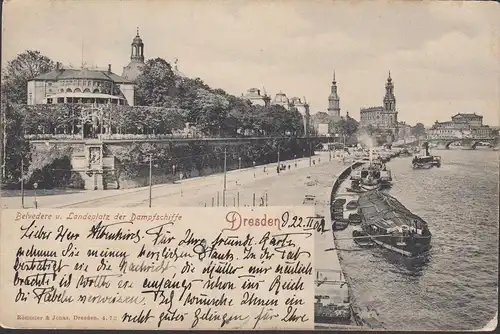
[329,116,358,138]
[135,58,177,107]
[1,50,56,104]
[411,122,426,137]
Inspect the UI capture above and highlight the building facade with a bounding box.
[27,64,135,106]
[360,72,398,131]
[289,96,310,136]
[242,88,270,106]
[451,113,483,127]
[27,30,146,106]
[396,121,412,140]
[427,113,494,139]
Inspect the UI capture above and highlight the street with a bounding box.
[2,151,348,209]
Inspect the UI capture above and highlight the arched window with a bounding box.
[83,88,90,93]
[66,88,72,93]
[74,88,82,93]
[60,89,64,93]
[93,89,100,93]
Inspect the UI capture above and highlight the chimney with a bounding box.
[56,62,61,71]
[108,64,112,74]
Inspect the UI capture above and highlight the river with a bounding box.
[335,149,498,331]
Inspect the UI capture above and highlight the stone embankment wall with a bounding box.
[29,139,313,189]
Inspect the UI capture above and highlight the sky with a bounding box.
[2,0,500,127]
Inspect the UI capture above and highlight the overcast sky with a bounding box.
[3,0,499,126]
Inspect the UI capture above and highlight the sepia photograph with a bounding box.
[1,0,498,330]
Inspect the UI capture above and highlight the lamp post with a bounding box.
[223,147,227,206]
[149,154,152,208]
[328,135,332,161]
[33,182,38,209]
[238,156,241,170]
[309,141,312,167]
[20,159,25,208]
[277,144,280,174]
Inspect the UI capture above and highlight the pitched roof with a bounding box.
[452,113,482,118]
[32,68,133,84]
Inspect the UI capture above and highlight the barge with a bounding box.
[356,190,432,257]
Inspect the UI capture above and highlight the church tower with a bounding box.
[327,71,340,116]
[122,28,146,82]
[383,71,396,112]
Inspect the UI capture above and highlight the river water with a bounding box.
[335,149,498,331]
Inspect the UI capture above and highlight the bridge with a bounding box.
[423,137,499,149]
[393,137,499,149]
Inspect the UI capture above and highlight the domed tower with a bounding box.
[383,71,396,112]
[122,27,146,82]
[272,91,290,110]
[327,70,340,116]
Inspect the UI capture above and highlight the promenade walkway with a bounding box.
[1,152,337,209]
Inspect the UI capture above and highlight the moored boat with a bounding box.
[346,199,358,210]
[356,190,432,257]
[399,148,412,157]
[352,226,375,247]
[350,157,392,191]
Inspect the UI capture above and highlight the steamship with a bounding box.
[412,142,441,169]
[349,150,392,192]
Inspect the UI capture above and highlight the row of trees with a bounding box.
[1,51,306,186]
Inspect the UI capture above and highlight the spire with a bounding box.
[328,70,340,116]
[388,70,392,82]
[131,27,145,62]
[262,86,267,96]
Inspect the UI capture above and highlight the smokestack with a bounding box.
[108,64,112,74]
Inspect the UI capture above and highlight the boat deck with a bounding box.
[358,191,425,230]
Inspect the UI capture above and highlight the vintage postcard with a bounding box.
[1,0,498,331]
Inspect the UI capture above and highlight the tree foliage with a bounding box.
[2,52,308,186]
[135,58,177,107]
[1,50,56,104]
[330,116,359,137]
[411,122,426,137]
